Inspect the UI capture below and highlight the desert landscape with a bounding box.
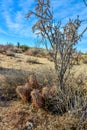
[0,45,87,130]
[0,0,87,129]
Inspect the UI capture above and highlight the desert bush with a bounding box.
[41,85,66,114]
[40,73,87,117]
[24,48,48,58]
[13,47,23,53]
[83,58,87,64]
[26,58,40,64]
[20,45,29,51]
[6,50,15,57]
[24,48,36,56]
[64,75,87,123]
[30,49,40,56]
[4,44,14,52]
[0,45,6,54]
[47,56,54,62]
[35,67,58,87]
[0,44,15,55]
[0,74,28,101]
[37,71,87,116]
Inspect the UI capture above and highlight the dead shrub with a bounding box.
[39,73,87,116]
[0,74,27,101]
[0,44,14,54]
[83,58,87,64]
[26,58,40,64]
[62,74,87,124]
[47,56,54,62]
[13,47,23,53]
[6,50,15,57]
[41,85,67,115]
[24,48,47,58]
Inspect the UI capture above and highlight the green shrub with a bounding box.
[20,45,29,51]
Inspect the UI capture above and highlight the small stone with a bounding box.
[26,121,33,129]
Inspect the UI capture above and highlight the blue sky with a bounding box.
[0,0,87,52]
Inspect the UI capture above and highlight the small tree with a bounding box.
[26,0,87,90]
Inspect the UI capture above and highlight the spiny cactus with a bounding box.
[31,89,44,108]
[27,73,41,89]
[16,83,33,102]
[16,73,41,102]
[41,86,50,98]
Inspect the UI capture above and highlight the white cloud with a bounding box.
[0,0,35,38]
[51,0,86,22]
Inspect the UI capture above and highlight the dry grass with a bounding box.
[24,48,48,58]
[0,50,87,130]
[0,100,87,130]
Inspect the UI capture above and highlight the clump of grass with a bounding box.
[83,58,87,64]
[26,58,40,64]
[6,50,15,57]
[34,70,87,119]
[0,73,28,101]
[24,48,48,58]
[0,44,14,54]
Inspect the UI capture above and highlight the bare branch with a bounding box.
[83,0,87,7]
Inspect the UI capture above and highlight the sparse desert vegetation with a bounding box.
[0,45,87,130]
[0,0,87,129]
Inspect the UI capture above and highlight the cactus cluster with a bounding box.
[16,73,58,112]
